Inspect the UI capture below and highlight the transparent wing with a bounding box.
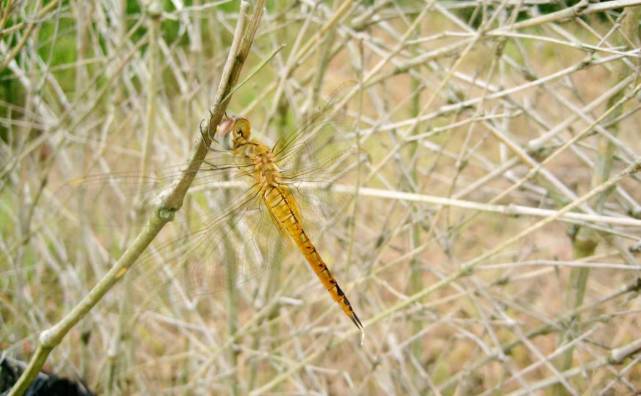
[24,154,276,316]
[272,89,369,241]
[272,82,360,179]
[45,146,253,232]
[129,187,278,316]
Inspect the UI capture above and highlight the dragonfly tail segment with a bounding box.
[297,230,365,336]
[264,185,364,336]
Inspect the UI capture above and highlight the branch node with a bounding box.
[157,207,175,222]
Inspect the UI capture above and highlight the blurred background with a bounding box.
[2,0,641,394]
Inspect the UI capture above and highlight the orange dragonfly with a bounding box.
[214,115,363,333]
[50,99,365,338]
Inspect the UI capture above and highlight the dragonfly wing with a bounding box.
[272,87,367,191]
[129,186,264,304]
[39,161,271,318]
[271,81,357,163]
[44,154,255,239]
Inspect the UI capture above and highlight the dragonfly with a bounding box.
[46,97,365,339]
[214,114,364,333]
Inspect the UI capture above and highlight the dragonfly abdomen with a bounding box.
[262,184,363,331]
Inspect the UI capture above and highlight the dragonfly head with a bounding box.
[217,116,251,150]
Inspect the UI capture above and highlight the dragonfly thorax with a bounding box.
[251,145,282,186]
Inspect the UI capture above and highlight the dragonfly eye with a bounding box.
[236,118,251,139]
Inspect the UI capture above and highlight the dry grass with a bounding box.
[3,1,641,395]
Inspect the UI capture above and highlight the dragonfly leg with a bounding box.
[199,117,214,144]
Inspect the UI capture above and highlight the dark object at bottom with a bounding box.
[0,356,93,396]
